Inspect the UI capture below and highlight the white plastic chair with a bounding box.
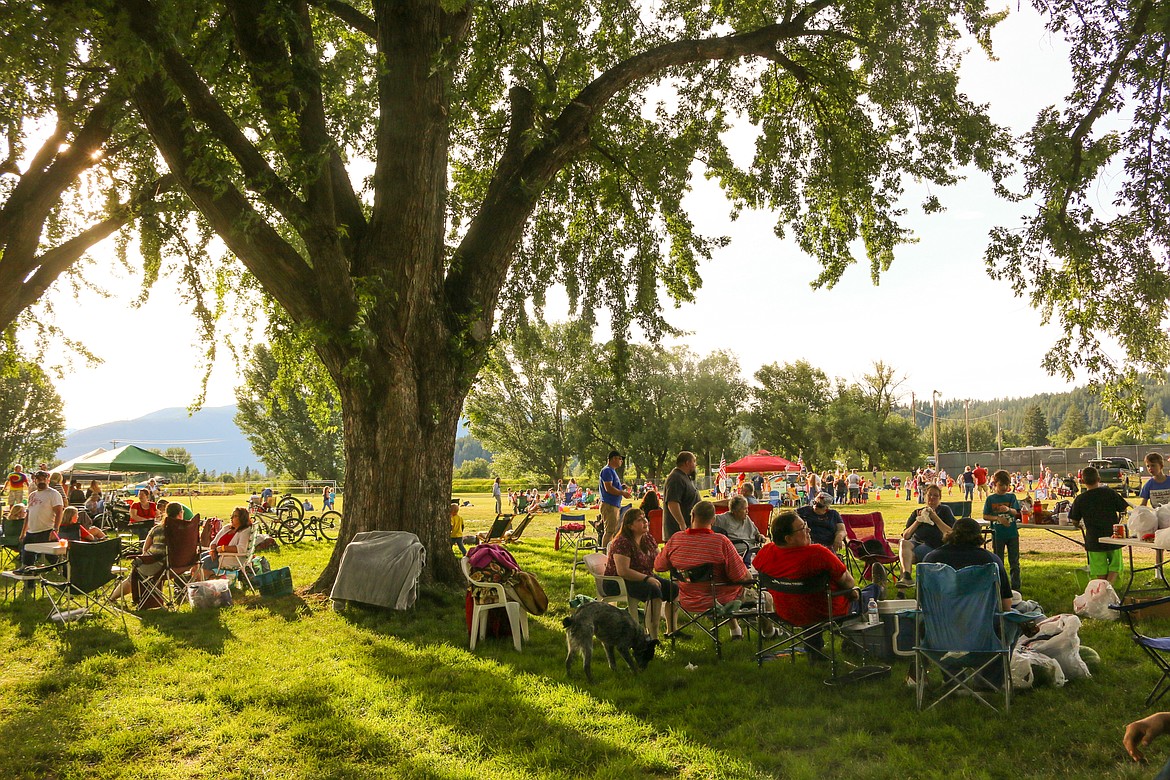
[583,552,658,633]
[215,526,259,591]
[461,557,528,651]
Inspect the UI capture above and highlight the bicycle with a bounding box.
[250,498,305,545]
[281,510,340,544]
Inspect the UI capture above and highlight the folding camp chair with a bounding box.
[911,562,1026,712]
[479,514,514,545]
[135,516,201,609]
[1110,594,1170,705]
[0,515,22,568]
[669,564,756,659]
[941,501,972,519]
[769,490,782,508]
[556,513,588,553]
[841,512,902,584]
[39,539,138,625]
[755,571,887,683]
[500,512,535,544]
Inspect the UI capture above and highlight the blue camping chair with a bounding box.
[1110,594,1170,705]
[768,490,781,508]
[910,562,1035,713]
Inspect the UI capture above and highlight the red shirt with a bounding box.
[653,528,748,611]
[972,467,988,486]
[753,542,849,626]
[131,501,157,522]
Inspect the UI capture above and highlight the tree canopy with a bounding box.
[0,357,67,471]
[988,0,1170,427]
[4,0,1015,586]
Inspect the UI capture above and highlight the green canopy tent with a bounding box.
[67,445,188,475]
[67,445,195,518]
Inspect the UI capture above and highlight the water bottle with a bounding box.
[867,598,879,626]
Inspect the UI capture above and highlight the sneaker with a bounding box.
[871,563,888,589]
[896,574,914,587]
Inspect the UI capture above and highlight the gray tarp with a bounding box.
[330,531,426,609]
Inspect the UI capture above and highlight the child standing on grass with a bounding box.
[450,500,466,556]
[983,469,1021,591]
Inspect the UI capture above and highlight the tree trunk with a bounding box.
[311,349,463,592]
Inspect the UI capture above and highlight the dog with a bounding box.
[563,600,658,683]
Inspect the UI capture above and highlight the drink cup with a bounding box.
[1113,524,1125,538]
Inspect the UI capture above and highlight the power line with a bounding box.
[908,407,1000,423]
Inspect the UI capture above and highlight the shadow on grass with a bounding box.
[139,606,234,653]
[240,592,308,621]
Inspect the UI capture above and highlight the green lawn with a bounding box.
[1,490,1166,778]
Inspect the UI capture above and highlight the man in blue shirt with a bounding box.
[795,493,846,552]
[599,450,632,549]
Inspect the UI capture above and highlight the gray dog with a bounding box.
[563,601,658,683]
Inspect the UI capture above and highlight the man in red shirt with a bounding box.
[655,500,751,639]
[754,511,864,628]
[972,463,989,500]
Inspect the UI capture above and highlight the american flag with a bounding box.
[797,454,804,472]
[717,452,727,487]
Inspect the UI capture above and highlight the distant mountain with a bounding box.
[57,405,263,474]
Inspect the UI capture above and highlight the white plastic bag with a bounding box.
[1129,506,1158,537]
[1155,504,1170,530]
[1025,649,1067,687]
[1021,613,1091,680]
[1155,527,1170,550]
[1073,579,1120,620]
[1010,650,1035,689]
[187,578,233,609]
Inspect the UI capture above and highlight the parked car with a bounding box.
[1086,457,1142,496]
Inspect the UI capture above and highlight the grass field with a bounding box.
[2,489,1168,778]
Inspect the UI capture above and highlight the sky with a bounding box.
[40,5,1094,431]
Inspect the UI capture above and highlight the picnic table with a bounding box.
[1097,537,1170,599]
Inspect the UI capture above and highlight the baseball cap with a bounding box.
[608,450,624,460]
[32,470,49,478]
[812,493,829,507]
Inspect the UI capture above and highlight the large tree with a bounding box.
[36,0,1011,586]
[988,0,1170,426]
[1021,404,1050,446]
[0,358,67,470]
[748,360,833,468]
[234,342,345,481]
[465,320,590,483]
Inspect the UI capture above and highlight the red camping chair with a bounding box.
[840,512,902,583]
[747,504,774,536]
[647,509,664,542]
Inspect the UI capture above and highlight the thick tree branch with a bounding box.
[308,0,377,37]
[117,0,311,230]
[1058,0,1154,219]
[447,3,834,341]
[131,77,318,325]
[0,175,174,332]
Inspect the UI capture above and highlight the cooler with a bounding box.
[856,599,917,660]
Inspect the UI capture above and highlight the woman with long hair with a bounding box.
[603,508,679,640]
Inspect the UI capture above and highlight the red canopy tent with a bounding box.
[724,450,800,473]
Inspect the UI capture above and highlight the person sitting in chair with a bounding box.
[713,496,767,564]
[795,494,846,552]
[192,506,253,581]
[129,488,157,529]
[896,484,956,588]
[754,511,877,635]
[604,508,679,640]
[55,506,107,541]
[654,500,751,640]
[922,517,1013,610]
[740,483,760,505]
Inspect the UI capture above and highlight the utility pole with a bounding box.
[911,391,916,427]
[964,400,971,453]
[996,409,1003,449]
[932,390,940,468]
